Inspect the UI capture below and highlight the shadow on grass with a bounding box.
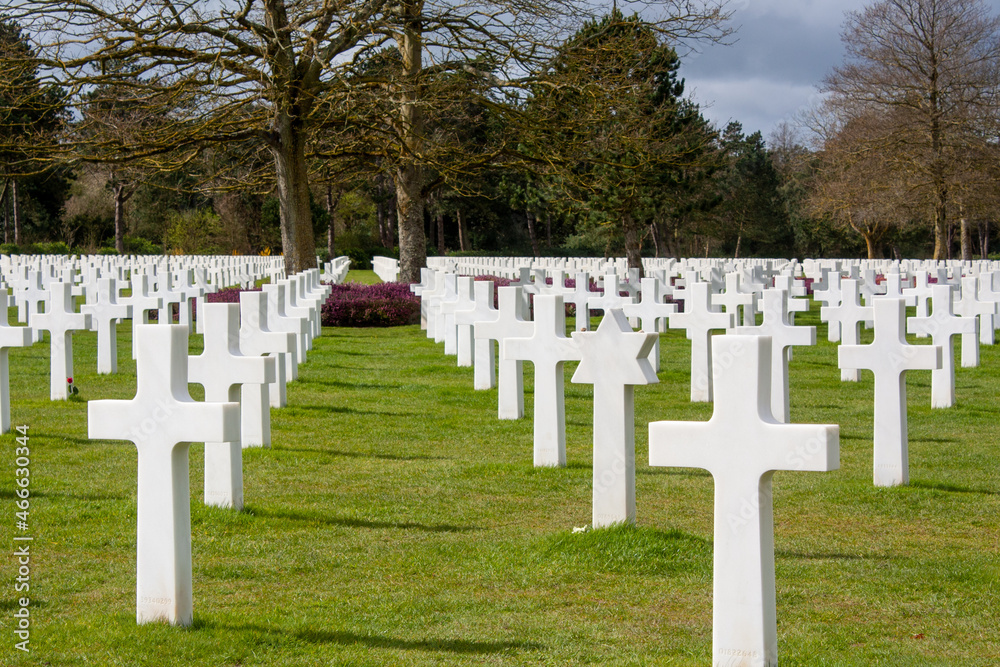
[777,550,890,561]
[274,446,448,462]
[298,377,402,391]
[279,405,417,418]
[41,491,127,502]
[244,505,478,533]
[0,488,48,499]
[641,467,712,478]
[198,620,543,654]
[908,479,999,496]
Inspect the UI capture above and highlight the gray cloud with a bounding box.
[678,0,869,138]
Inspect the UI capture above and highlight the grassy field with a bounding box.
[1,274,998,666]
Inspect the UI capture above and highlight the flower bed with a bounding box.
[321,282,420,327]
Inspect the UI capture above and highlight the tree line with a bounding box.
[1,0,998,277]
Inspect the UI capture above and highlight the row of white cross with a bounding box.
[0,257,341,628]
[410,260,998,667]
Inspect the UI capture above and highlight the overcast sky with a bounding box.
[678,0,871,142]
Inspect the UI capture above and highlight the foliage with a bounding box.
[711,123,793,258]
[320,282,420,327]
[122,235,161,255]
[525,10,720,269]
[164,209,225,255]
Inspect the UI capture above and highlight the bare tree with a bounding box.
[823,0,1000,260]
[808,107,917,259]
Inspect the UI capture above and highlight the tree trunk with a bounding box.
[376,174,391,248]
[396,164,426,282]
[394,0,427,283]
[979,219,990,259]
[0,179,8,245]
[270,114,317,276]
[12,179,22,247]
[426,205,435,250]
[932,189,948,261]
[864,232,882,260]
[113,181,131,254]
[622,211,643,276]
[525,210,540,257]
[545,211,552,249]
[959,212,972,262]
[457,208,467,251]
[436,211,445,255]
[325,183,341,259]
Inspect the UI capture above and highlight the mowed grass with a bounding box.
[1,279,999,666]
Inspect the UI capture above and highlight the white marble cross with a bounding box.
[735,289,816,423]
[440,275,475,360]
[122,274,163,360]
[239,290,294,418]
[33,282,92,400]
[883,271,915,303]
[454,280,498,386]
[419,270,447,337]
[623,277,676,372]
[902,271,934,338]
[566,272,598,331]
[0,293,34,433]
[291,273,323,339]
[649,334,839,667]
[503,294,582,466]
[839,297,941,486]
[153,271,183,324]
[475,286,531,419]
[189,303,275,509]
[667,280,733,402]
[82,278,132,374]
[432,273,459,346]
[977,271,1000,344]
[822,278,873,382]
[17,270,47,343]
[588,274,634,315]
[262,283,309,378]
[280,278,316,352]
[956,276,994,360]
[907,284,976,408]
[814,271,844,341]
[88,324,240,626]
[571,309,657,527]
[712,271,756,327]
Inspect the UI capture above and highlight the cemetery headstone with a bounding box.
[503,294,581,466]
[0,293,34,433]
[475,286,531,419]
[649,335,839,667]
[907,284,975,408]
[33,282,91,400]
[571,309,657,527]
[88,324,240,625]
[839,298,941,486]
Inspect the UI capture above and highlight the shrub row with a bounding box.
[321,282,420,327]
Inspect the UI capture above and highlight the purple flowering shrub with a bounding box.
[206,286,261,303]
[321,282,420,327]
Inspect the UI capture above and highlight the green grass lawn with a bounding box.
[1,296,998,666]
